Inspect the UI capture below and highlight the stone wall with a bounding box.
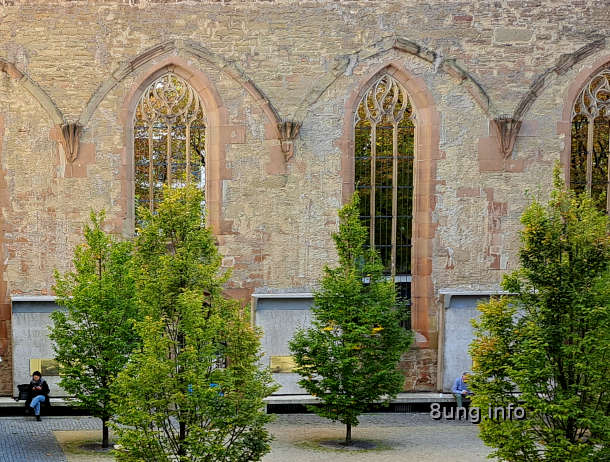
[0,0,607,394]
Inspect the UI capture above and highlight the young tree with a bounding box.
[470,169,610,461]
[289,193,413,446]
[112,185,276,462]
[51,211,137,449]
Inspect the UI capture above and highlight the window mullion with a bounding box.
[391,122,398,278]
[186,122,191,182]
[370,123,376,251]
[167,122,173,185]
[607,119,610,213]
[148,125,154,212]
[586,117,594,194]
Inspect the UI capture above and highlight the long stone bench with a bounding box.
[1,393,457,410]
[0,397,71,408]
[263,392,456,405]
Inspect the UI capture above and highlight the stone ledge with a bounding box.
[264,392,455,405]
[0,397,70,407]
[1,394,457,408]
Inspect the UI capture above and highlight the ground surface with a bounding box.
[54,430,115,462]
[0,416,98,462]
[263,413,492,462]
[0,413,493,462]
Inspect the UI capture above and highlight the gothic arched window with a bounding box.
[571,68,610,212]
[354,74,415,279]
[134,73,206,211]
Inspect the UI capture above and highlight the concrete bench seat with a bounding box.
[263,392,456,406]
[0,397,70,408]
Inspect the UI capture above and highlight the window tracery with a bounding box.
[134,73,206,212]
[571,68,610,211]
[354,74,415,278]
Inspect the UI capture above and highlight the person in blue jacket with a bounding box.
[452,371,473,408]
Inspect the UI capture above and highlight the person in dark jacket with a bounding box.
[27,371,50,421]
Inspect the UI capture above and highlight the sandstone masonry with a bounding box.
[0,0,607,395]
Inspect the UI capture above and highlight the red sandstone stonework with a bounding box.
[0,115,11,395]
[0,1,607,394]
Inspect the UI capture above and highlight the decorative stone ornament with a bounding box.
[134,73,207,211]
[572,68,610,120]
[277,121,302,160]
[59,122,82,163]
[570,67,610,209]
[491,116,522,158]
[353,73,414,278]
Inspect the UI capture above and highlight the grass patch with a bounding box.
[62,439,115,455]
[295,438,392,452]
[54,430,116,461]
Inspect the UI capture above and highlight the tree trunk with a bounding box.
[102,419,109,449]
[345,423,352,446]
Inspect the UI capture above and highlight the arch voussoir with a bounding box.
[79,40,282,132]
[293,36,494,124]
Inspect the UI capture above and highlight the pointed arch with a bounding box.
[558,54,610,211]
[340,62,440,352]
[121,57,232,235]
[293,36,493,123]
[79,40,281,133]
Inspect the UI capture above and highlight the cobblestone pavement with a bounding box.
[263,413,493,462]
[0,416,100,462]
[0,413,492,462]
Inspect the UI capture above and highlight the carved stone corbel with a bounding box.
[277,121,302,161]
[490,116,522,158]
[59,122,82,163]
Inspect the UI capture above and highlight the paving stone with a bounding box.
[0,416,99,462]
[263,413,493,462]
[0,413,493,462]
